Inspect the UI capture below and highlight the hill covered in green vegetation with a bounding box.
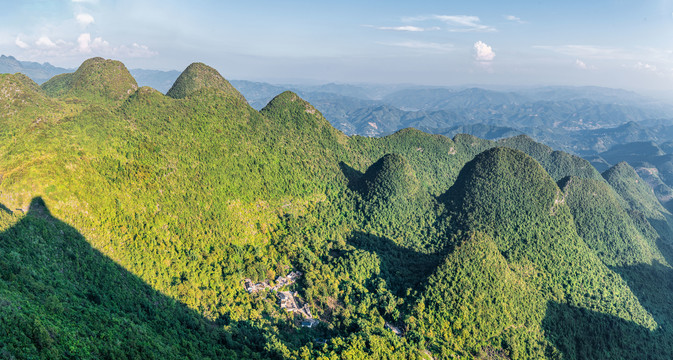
[166,62,245,101]
[41,57,138,103]
[592,141,673,212]
[2,57,673,359]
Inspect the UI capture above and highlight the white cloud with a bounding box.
[76,13,95,26]
[119,43,158,58]
[91,36,109,49]
[533,45,627,60]
[77,33,155,57]
[635,62,657,72]
[78,33,92,52]
[367,25,438,32]
[72,0,98,3]
[474,41,495,62]
[504,15,525,23]
[36,36,57,48]
[575,59,588,69]
[382,41,454,52]
[78,33,112,53]
[621,62,671,78]
[14,32,156,60]
[406,15,496,32]
[15,36,29,49]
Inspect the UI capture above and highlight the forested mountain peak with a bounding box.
[560,175,665,266]
[603,161,673,221]
[3,56,673,359]
[40,57,138,102]
[260,90,348,144]
[603,161,643,185]
[0,73,43,102]
[443,146,559,229]
[359,153,420,203]
[166,62,245,101]
[1,72,61,121]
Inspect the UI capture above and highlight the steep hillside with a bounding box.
[560,176,664,266]
[0,198,245,358]
[359,153,420,203]
[412,232,547,358]
[442,148,654,328]
[0,73,65,129]
[603,162,673,256]
[41,57,138,103]
[166,62,245,101]
[603,162,671,222]
[596,142,673,211]
[3,57,673,359]
[496,135,602,181]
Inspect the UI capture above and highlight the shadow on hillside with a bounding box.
[541,301,671,360]
[648,216,673,242]
[0,203,11,214]
[339,161,363,191]
[0,197,265,358]
[347,231,445,295]
[611,258,673,328]
[641,216,673,273]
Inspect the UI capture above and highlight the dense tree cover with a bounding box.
[560,176,665,266]
[0,198,248,359]
[594,141,673,212]
[429,148,658,354]
[41,57,138,103]
[496,135,603,182]
[2,58,673,359]
[410,232,547,359]
[603,162,673,254]
[166,62,246,102]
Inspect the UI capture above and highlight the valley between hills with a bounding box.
[2,57,673,359]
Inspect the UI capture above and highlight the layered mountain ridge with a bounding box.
[1,57,673,359]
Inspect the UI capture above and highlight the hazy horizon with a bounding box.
[2,0,672,92]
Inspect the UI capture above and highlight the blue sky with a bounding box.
[1,0,672,91]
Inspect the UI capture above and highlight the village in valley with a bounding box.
[243,270,404,335]
[243,270,320,328]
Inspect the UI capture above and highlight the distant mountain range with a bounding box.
[4,54,673,157]
[0,55,70,84]
[0,54,180,92]
[225,80,673,157]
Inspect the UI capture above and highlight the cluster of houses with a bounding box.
[278,291,319,328]
[243,271,404,334]
[243,270,319,328]
[385,322,403,336]
[243,270,302,293]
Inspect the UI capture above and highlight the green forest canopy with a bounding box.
[1,58,673,359]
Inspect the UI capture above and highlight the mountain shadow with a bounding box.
[347,231,445,295]
[542,301,672,360]
[338,161,363,191]
[0,197,264,359]
[0,203,10,214]
[611,258,673,331]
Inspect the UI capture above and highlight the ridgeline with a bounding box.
[1,57,673,359]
